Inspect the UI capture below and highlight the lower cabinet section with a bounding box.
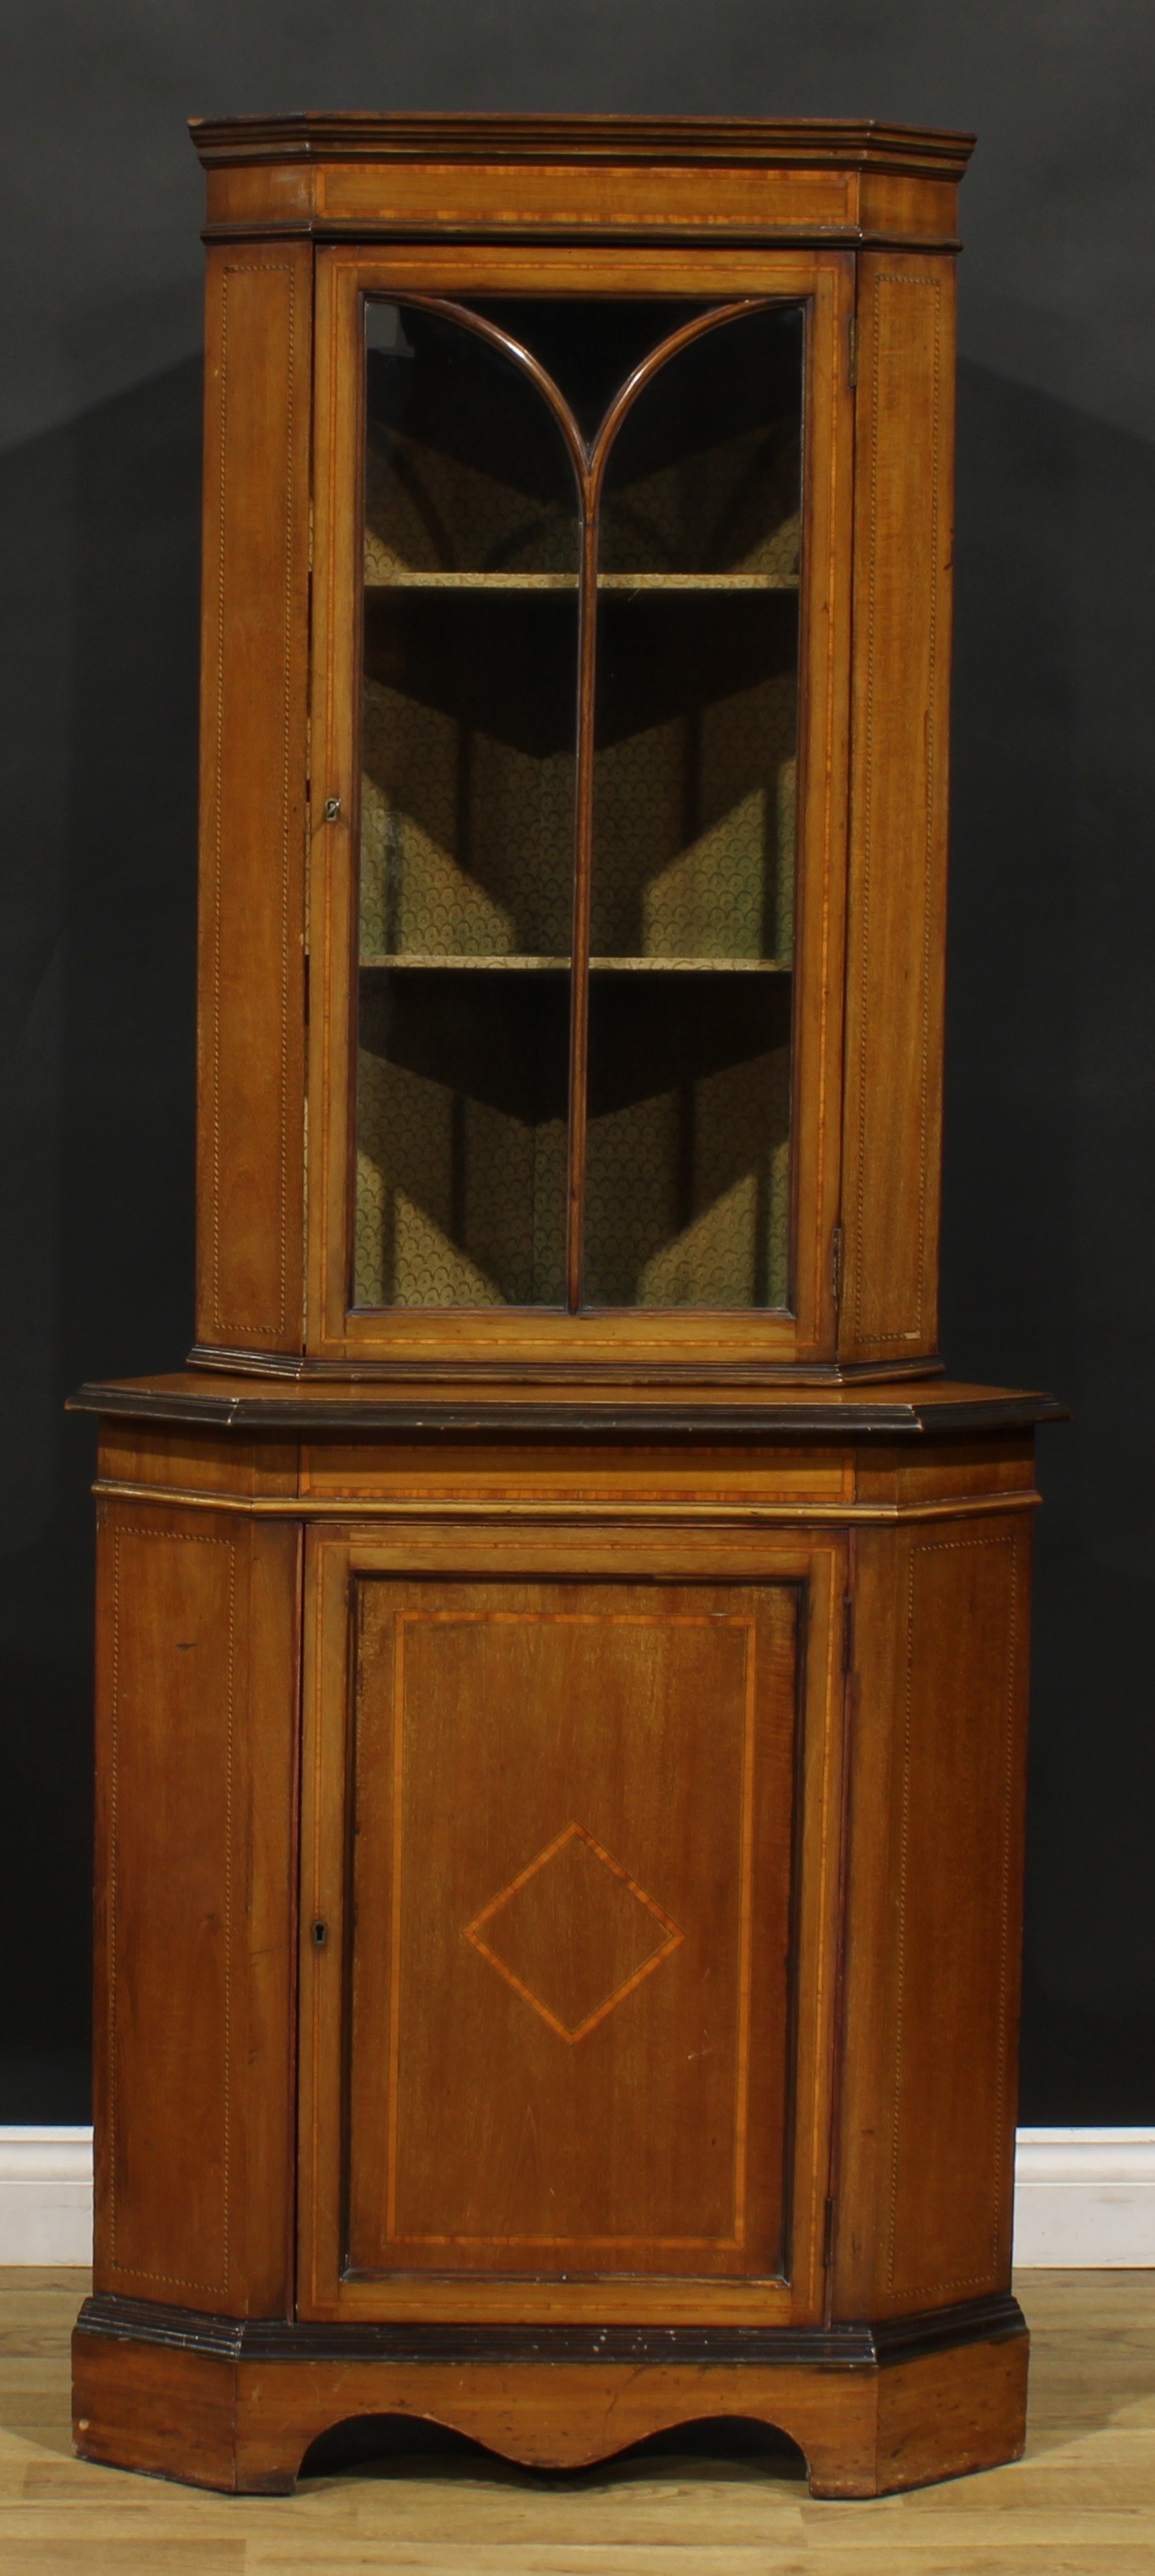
[76,1413,1038,2497]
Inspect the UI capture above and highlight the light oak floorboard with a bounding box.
[0,2270,1153,2572]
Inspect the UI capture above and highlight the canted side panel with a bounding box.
[94,1508,244,2303]
[235,1512,303,2314]
[884,1521,1029,2310]
[840,253,955,1363]
[92,1502,302,2315]
[833,1514,1030,2318]
[196,242,312,1356]
[342,1579,798,2281]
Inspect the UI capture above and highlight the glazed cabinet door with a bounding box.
[306,247,853,1370]
[298,1533,845,2326]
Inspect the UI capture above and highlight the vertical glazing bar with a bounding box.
[565,486,598,1311]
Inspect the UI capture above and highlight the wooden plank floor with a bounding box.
[2,2270,1153,2572]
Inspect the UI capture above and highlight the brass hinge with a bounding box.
[848,313,857,391]
[831,1222,843,1311]
[822,2195,837,2268]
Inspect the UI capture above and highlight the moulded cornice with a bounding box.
[188,112,975,183]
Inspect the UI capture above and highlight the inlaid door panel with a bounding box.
[299,1548,826,2318]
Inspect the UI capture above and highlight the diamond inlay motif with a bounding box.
[464,1821,684,2043]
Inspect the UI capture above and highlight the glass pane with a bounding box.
[584,306,803,1310]
[364,300,579,579]
[355,302,578,1309]
[597,304,801,579]
[357,969,569,1308]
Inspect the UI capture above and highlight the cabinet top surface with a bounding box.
[188,112,975,177]
[69,1372,1063,1438]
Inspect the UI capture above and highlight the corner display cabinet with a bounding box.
[71,116,1062,2502]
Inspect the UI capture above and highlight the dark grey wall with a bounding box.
[3,1,1153,2119]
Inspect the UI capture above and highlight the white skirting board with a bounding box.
[2,2127,1154,2266]
[0,2129,94,2264]
[1012,2129,1155,2265]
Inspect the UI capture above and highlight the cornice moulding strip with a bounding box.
[90,1478,1043,1526]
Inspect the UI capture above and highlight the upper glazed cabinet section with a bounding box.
[189,120,969,1380]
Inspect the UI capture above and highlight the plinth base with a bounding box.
[73,2298,1028,2501]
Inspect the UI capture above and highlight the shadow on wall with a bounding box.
[0,350,1153,2120]
[0,358,201,2118]
[943,357,1155,2119]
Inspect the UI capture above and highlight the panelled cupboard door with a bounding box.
[299,1540,844,2325]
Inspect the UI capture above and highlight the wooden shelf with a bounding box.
[600,575,799,590]
[366,572,577,589]
[361,953,568,971]
[589,956,791,972]
[359,953,791,973]
[362,571,800,592]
